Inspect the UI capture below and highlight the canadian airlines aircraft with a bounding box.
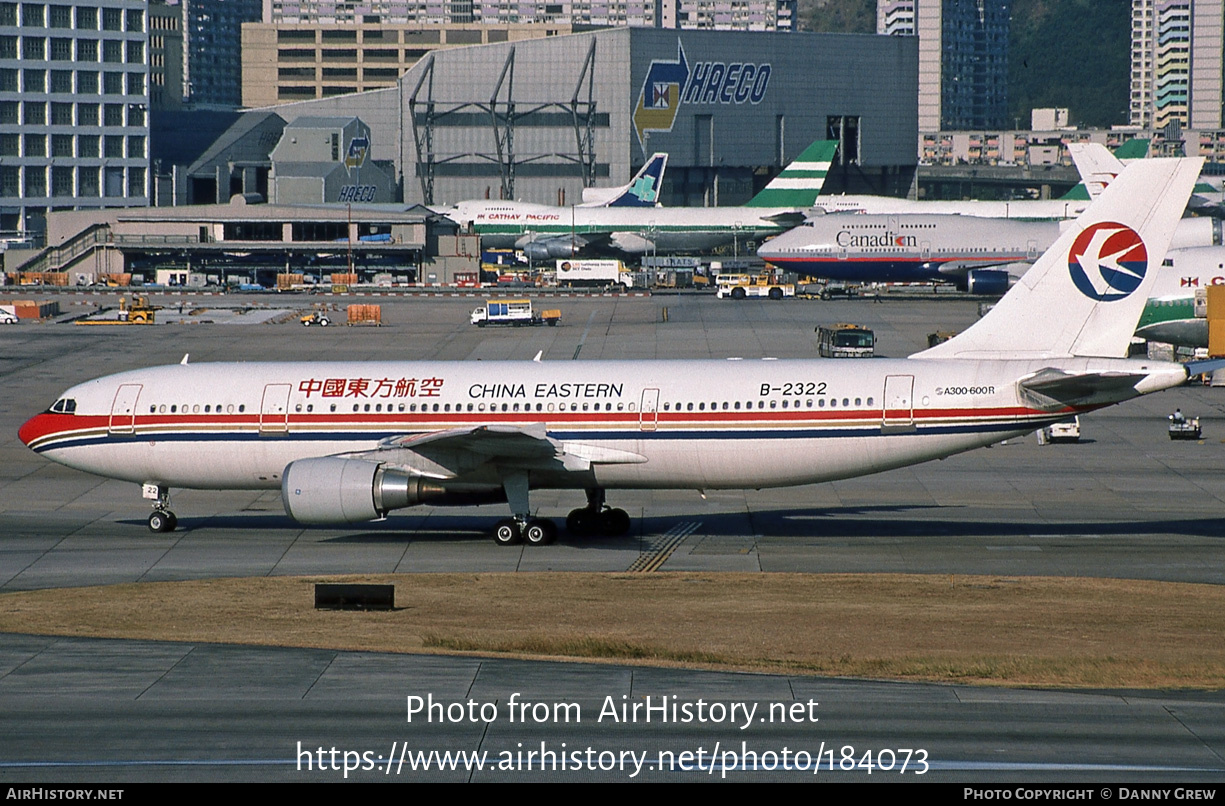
[756,207,1220,293]
[19,158,1216,545]
[445,140,836,260]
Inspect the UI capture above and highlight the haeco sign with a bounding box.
[633,40,771,152]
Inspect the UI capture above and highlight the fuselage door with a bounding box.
[639,388,660,431]
[882,375,916,433]
[108,384,142,435]
[259,384,292,435]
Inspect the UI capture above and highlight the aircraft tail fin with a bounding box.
[744,140,837,208]
[1067,143,1123,202]
[580,153,668,207]
[913,157,1203,361]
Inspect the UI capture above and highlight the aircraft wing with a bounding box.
[1017,368,1152,410]
[935,259,1030,277]
[759,211,809,228]
[343,424,646,479]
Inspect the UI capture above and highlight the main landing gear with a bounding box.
[489,486,631,546]
[566,488,631,537]
[143,484,177,533]
[490,471,559,546]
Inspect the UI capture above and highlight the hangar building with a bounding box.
[234,26,919,208]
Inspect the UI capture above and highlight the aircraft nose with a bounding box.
[18,412,55,448]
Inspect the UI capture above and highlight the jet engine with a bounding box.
[521,237,581,261]
[962,269,1010,296]
[281,457,502,524]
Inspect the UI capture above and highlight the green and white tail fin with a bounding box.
[745,140,837,208]
[913,157,1203,361]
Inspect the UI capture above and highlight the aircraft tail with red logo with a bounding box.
[914,157,1203,361]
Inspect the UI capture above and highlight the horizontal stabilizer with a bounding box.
[1018,368,1149,410]
[1185,358,1225,376]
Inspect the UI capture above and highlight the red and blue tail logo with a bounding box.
[1067,222,1148,301]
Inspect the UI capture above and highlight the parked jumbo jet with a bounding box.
[576,153,668,208]
[20,159,1216,545]
[757,208,1220,293]
[444,140,836,261]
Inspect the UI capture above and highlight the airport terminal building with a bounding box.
[244,27,919,208]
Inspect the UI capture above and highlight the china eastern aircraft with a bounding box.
[20,158,1218,545]
[444,140,836,261]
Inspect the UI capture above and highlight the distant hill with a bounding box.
[796,0,1130,129]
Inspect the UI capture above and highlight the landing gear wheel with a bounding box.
[492,518,522,546]
[567,508,595,537]
[523,519,557,546]
[599,508,631,537]
[148,510,177,533]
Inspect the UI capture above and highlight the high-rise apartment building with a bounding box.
[263,0,795,30]
[0,0,149,234]
[246,0,795,108]
[148,0,261,110]
[878,0,1008,131]
[1130,0,1224,131]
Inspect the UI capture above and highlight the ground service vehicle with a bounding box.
[715,273,795,300]
[1168,410,1202,439]
[117,296,155,324]
[817,323,876,358]
[1039,417,1081,443]
[471,299,561,327]
[555,259,628,287]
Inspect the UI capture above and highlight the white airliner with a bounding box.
[576,153,668,208]
[444,141,836,261]
[20,158,1215,545]
[756,208,1219,293]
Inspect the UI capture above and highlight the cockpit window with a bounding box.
[50,398,77,414]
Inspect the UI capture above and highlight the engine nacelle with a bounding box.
[521,237,581,261]
[282,458,506,525]
[962,269,1010,296]
[282,458,443,524]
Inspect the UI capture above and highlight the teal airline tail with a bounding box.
[745,140,837,208]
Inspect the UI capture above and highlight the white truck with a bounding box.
[470,299,561,327]
[555,259,629,288]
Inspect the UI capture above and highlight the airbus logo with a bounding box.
[1067,222,1148,301]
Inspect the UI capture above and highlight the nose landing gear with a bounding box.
[143,484,178,532]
